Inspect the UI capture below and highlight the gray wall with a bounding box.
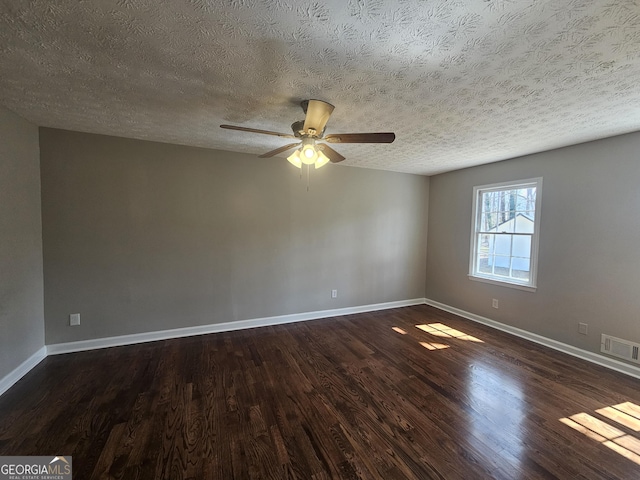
[0,106,44,379]
[40,128,429,344]
[426,131,640,355]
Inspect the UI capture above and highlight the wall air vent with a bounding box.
[601,334,640,364]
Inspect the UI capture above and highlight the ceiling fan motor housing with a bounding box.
[291,120,305,137]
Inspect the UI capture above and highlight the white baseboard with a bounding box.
[47,298,427,355]
[0,346,47,397]
[424,298,640,380]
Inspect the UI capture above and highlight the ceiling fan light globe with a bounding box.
[303,145,315,158]
[301,146,317,165]
[287,150,302,169]
[315,150,330,169]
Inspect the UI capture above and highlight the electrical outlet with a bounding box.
[331,289,338,298]
[69,313,80,326]
[492,299,499,309]
[578,322,588,335]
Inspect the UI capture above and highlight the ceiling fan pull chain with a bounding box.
[306,163,310,192]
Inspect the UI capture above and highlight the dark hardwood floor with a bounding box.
[1,305,640,479]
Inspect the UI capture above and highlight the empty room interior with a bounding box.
[2,1,640,478]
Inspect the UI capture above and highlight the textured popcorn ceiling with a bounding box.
[1,0,640,175]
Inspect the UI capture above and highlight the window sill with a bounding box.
[468,274,537,292]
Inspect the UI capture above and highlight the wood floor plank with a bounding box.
[1,305,640,479]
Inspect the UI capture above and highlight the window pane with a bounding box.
[516,188,533,209]
[518,187,536,212]
[481,213,499,231]
[506,190,518,208]
[486,234,512,277]
[478,233,493,254]
[476,234,490,273]
[512,235,531,280]
[478,254,493,275]
[511,258,531,281]
[492,254,510,275]
[512,235,531,259]
[494,234,512,257]
[523,210,535,218]
[520,210,536,222]
[515,212,535,233]
[497,215,514,233]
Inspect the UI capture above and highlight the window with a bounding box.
[469,178,542,291]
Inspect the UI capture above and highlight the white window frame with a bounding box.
[468,177,542,292]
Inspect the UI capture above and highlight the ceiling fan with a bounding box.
[220,100,395,169]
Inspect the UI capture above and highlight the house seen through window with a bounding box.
[469,178,542,290]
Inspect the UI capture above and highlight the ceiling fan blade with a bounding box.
[317,143,345,163]
[303,100,335,135]
[220,124,296,139]
[258,143,300,158]
[324,132,396,144]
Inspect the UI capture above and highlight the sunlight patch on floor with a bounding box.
[596,404,640,431]
[560,402,640,465]
[415,323,484,343]
[393,326,449,350]
[419,341,449,351]
[395,321,482,352]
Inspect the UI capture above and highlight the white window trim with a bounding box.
[468,177,542,292]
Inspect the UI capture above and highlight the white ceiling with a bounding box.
[1,0,640,175]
